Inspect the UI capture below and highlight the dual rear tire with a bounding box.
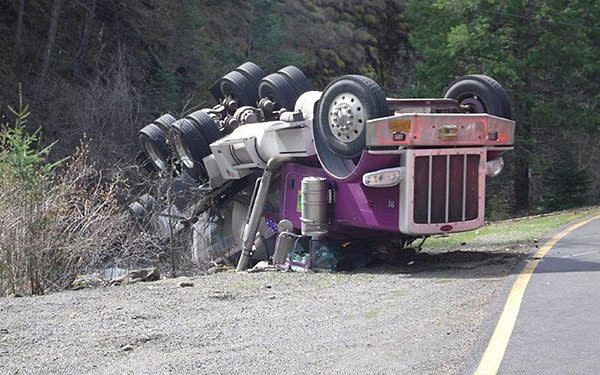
[258,65,312,110]
[169,111,221,181]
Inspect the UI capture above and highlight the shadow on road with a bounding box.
[345,249,600,280]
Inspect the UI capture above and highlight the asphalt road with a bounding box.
[474,217,600,375]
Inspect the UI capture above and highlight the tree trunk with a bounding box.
[14,0,25,63]
[33,0,63,107]
[512,0,535,212]
[72,1,95,78]
[513,142,530,212]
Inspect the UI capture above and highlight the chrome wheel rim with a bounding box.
[144,140,166,170]
[172,132,194,169]
[328,93,366,143]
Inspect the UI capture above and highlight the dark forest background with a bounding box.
[1,0,598,216]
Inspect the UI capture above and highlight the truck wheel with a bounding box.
[236,62,266,90]
[220,70,257,107]
[128,194,157,223]
[139,123,171,171]
[278,66,312,97]
[153,113,177,133]
[316,75,388,160]
[169,118,211,181]
[187,110,221,144]
[444,75,512,119]
[258,72,298,110]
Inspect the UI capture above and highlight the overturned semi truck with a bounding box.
[131,62,515,271]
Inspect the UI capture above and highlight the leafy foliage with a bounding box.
[0,87,61,194]
[0,0,598,216]
[407,0,600,211]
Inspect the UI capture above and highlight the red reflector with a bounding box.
[393,131,406,141]
[440,225,453,232]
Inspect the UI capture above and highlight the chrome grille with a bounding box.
[413,154,480,224]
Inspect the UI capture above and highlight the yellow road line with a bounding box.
[474,213,600,375]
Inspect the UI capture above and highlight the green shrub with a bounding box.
[0,88,61,194]
[542,155,591,211]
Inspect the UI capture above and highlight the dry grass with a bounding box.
[0,91,180,296]
[0,141,155,296]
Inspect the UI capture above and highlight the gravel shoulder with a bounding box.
[0,254,517,375]
[1,208,598,375]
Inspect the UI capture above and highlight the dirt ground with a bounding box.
[0,246,526,375]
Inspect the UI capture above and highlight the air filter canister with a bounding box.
[300,177,330,236]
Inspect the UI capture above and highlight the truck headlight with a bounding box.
[486,157,504,177]
[362,167,405,187]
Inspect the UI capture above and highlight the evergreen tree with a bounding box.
[407,0,600,211]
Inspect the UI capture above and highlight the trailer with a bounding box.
[132,63,515,270]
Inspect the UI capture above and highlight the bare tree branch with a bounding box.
[14,0,25,63]
[32,0,63,108]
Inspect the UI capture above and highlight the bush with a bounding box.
[0,92,152,296]
[542,155,591,211]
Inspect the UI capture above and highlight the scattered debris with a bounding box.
[247,261,278,273]
[100,267,127,281]
[312,242,342,271]
[127,267,161,282]
[287,252,311,272]
[71,273,105,290]
[72,267,162,289]
[206,265,231,275]
[179,281,195,288]
[207,290,232,300]
[122,344,134,352]
[111,267,161,285]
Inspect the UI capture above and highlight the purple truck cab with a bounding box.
[281,105,515,238]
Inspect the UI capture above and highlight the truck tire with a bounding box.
[316,74,388,160]
[220,70,257,107]
[187,110,221,144]
[444,75,512,119]
[278,65,312,96]
[139,123,171,171]
[259,72,298,110]
[236,62,266,90]
[153,113,177,133]
[169,118,211,181]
